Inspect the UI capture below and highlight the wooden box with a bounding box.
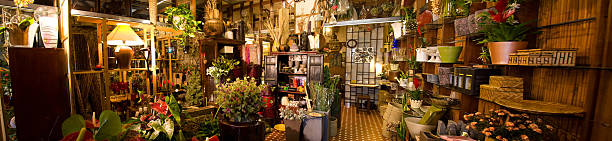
[489,76,524,88]
[438,67,452,85]
[516,50,531,66]
[528,49,542,66]
[540,50,555,66]
[552,49,577,66]
[480,85,524,102]
[508,53,520,65]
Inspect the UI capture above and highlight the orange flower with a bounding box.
[471,122,477,126]
[489,127,495,131]
[545,125,554,130]
[521,135,529,140]
[475,112,482,115]
[505,122,514,127]
[484,132,492,136]
[529,123,538,129]
[533,128,542,133]
[502,138,509,141]
[519,124,527,129]
[513,127,519,131]
[498,112,505,116]
[496,136,502,140]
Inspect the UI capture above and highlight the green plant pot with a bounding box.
[438,46,463,63]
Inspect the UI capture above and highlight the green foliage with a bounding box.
[61,110,123,141]
[479,47,491,63]
[398,71,412,79]
[164,4,202,38]
[166,95,182,125]
[185,69,203,106]
[212,56,239,71]
[94,110,123,140]
[310,82,334,112]
[215,77,266,123]
[408,90,423,100]
[479,22,532,44]
[61,114,85,136]
[407,55,420,70]
[403,8,417,21]
[18,17,34,31]
[197,118,220,138]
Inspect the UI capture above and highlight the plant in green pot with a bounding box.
[215,77,267,141]
[438,46,463,63]
[478,0,534,64]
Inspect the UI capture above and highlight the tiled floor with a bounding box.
[265,106,387,141]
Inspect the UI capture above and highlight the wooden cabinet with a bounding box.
[264,51,324,88]
[264,56,278,85]
[8,48,70,141]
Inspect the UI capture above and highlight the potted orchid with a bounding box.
[207,56,239,84]
[478,0,534,64]
[215,77,267,141]
[464,109,554,141]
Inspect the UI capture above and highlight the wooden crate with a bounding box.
[489,76,524,88]
[540,50,556,66]
[516,50,531,66]
[456,68,501,96]
[528,49,542,66]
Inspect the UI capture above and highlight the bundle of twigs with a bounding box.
[205,0,220,19]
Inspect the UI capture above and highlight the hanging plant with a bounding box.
[164,4,202,46]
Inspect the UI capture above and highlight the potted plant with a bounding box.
[478,0,533,64]
[60,110,144,140]
[164,4,202,46]
[207,56,239,84]
[396,71,411,88]
[279,106,307,141]
[128,95,185,140]
[408,90,423,109]
[464,109,554,141]
[438,46,463,63]
[215,77,266,141]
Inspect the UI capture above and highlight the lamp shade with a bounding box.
[107,23,144,46]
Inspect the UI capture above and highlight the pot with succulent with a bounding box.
[279,106,307,141]
[464,109,554,141]
[215,77,267,141]
[478,0,535,64]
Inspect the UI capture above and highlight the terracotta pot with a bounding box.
[488,42,528,64]
[114,46,133,69]
[219,120,265,141]
[204,19,225,37]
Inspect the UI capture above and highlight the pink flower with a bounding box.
[331,5,337,10]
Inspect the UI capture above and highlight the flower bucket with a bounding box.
[488,42,528,64]
[438,46,463,63]
[284,119,302,141]
[410,99,423,109]
[328,117,338,137]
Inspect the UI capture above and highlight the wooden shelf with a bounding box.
[271,51,319,55]
[212,38,246,46]
[494,99,585,116]
[279,72,307,75]
[73,68,148,75]
[478,64,612,70]
[420,61,464,64]
[279,91,306,95]
[347,83,379,88]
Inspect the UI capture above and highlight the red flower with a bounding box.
[332,5,337,10]
[488,0,512,23]
[413,77,420,89]
[150,100,172,117]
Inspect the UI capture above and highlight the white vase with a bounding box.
[416,48,429,62]
[410,99,423,109]
[397,78,409,87]
[391,22,403,39]
[224,30,234,39]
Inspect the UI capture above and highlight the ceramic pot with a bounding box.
[114,46,133,69]
[410,99,423,109]
[391,22,403,39]
[204,18,224,37]
[488,42,528,64]
[397,78,409,87]
[416,48,429,62]
[284,119,302,141]
[404,117,436,139]
[390,64,399,71]
[438,46,463,63]
[219,120,265,141]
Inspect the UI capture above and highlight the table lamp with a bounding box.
[107,23,144,69]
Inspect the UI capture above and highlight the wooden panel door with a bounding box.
[264,56,277,85]
[8,48,70,141]
[308,54,324,84]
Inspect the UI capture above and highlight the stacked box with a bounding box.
[490,76,524,88]
[438,67,452,85]
[454,68,501,96]
[479,85,524,102]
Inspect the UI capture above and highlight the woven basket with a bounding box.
[489,76,524,88]
[480,85,523,102]
[382,103,403,138]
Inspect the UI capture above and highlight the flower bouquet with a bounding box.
[464,109,553,141]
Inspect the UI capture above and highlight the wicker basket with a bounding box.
[489,76,523,88]
[382,103,403,138]
[480,85,524,102]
